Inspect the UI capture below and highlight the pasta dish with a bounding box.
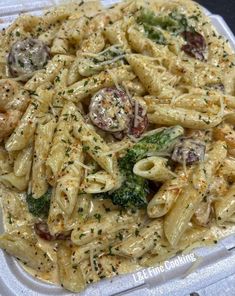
[0,0,235,292]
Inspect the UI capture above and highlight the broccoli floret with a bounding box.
[81,45,125,76]
[97,174,149,208]
[137,8,192,41]
[142,23,166,45]
[137,9,178,29]
[119,126,184,172]
[26,188,52,218]
[95,126,184,209]
[169,11,191,34]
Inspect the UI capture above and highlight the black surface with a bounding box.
[196,0,235,34]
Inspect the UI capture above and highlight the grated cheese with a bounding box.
[182,149,188,177]
[89,248,97,275]
[106,68,122,91]
[98,55,126,66]
[139,127,166,140]
[133,100,139,128]
[168,170,179,178]
[219,94,225,117]
[81,44,123,58]
[127,134,139,142]
[122,83,132,100]
[100,146,128,156]
[73,159,92,171]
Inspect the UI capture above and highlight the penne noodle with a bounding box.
[215,183,235,224]
[111,219,163,258]
[0,226,53,272]
[164,141,227,246]
[24,55,74,91]
[73,111,117,174]
[5,88,54,151]
[0,172,28,191]
[57,242,85,292]
[133,156,175,182]
[32,118,56,198]
[105,19,130,50]
[82,171,116,194]
[220,157,235,181]
[147,167,190,218]
[62,65,135,102]
[46,102,77,180]
[148,105,222,129]
[140,226,215,266]
[71,210,143,246]
[55,140,84,215]
[1,0,235,293]
[13,145,33,177]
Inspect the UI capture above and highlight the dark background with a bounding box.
[197,0,234,34]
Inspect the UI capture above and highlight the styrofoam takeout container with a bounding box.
[0,1,235,295]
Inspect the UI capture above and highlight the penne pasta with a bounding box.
[126,54,178,97]
[0,148,12,175]
[57,242,85,292]
[24,55,74,91]
[0,226,53,272]
[55,140,84,215]
[133,156,175,182]
[0,0,235,292]
[62,65,135,102]
[148,105,222,129]
[215,183,235,224]
[220,157,235,181]
[147,167,190,218]
[46,102,77,180]
[73,112,117,174]
[140,226,215,266]
[104,19,130,49]
[13,145,33,177]
[32,118,56,198]
[71,210,143,246]
[79,31,105,53]
[164,141,227,246]
[5,88,54,151]
[213,123,235,150]
[0,172,29,191]
[82,171,116,194]
[111,219,163,258]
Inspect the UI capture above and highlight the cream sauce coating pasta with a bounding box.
[0,0,235,293]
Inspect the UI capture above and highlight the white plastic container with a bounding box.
[0,1,235,295]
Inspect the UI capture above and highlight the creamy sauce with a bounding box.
[20,238,60,285]
[211,223,235,240]
[0,189,121,285]
[0,0,235,292]
[0,186,58,284]
[2,190,235,286]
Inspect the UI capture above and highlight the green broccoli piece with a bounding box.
[169,11,191,34]
[101,174,149,208]
[119,126,184,172]
[26,188,52,218]
[142,23,166,45]
[81,45,125,76]
[137,8,191,41]
[137,9,178,29]
[96,126,184,209]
